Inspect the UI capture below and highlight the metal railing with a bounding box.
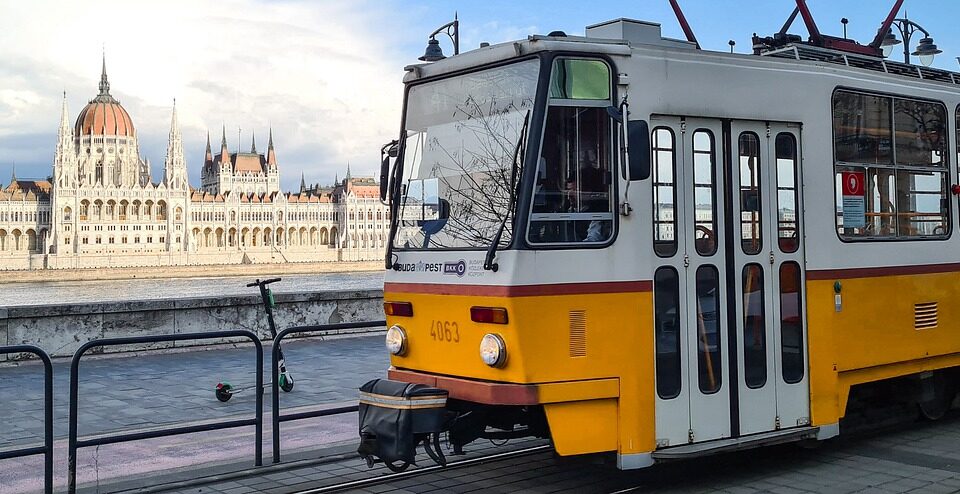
[68,330,264,494]
[0,345,53,494]
[271,320,386,463]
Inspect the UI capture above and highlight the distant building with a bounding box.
[0,60,387,270]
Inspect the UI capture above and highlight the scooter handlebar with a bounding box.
[246,278,282,288]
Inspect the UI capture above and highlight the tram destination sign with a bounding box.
[841,171,866,229]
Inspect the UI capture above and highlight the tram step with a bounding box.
[651,426,819,459]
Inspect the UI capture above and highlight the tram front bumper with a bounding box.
[357,369,621,469]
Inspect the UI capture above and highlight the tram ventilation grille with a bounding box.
[569,310,587,357]
[914,302,938,330]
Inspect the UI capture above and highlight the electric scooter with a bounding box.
[215,278,295,402]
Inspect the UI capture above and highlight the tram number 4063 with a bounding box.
[430,320,460,343]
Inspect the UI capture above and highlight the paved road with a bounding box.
[153,411,960,494]
[0,335,389,493]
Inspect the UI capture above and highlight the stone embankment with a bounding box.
[0,289,385,361]
[1,260,383,282]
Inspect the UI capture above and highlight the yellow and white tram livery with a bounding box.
[357,16,960,470]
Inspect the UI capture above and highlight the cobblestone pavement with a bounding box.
[0,334,387,449]
[0,335,389,492]
[150,411,960,494]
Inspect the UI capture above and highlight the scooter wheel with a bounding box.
[216,384,233,402]
[280,375,295,393]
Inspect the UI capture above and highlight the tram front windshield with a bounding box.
[393,59,539,250]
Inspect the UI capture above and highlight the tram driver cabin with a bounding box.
[361,12,960,471]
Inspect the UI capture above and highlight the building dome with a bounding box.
[74,59,135,137]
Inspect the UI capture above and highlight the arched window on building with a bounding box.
[63,207,72,222]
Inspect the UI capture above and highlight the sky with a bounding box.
[2,0,959,192]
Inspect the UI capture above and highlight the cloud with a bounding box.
[0,0,409,190]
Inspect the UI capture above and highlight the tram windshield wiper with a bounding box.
[483,110,530,272]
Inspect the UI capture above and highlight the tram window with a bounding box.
[696,265,722,394]
[527,105,614,245]
[652,128,677,257]
[775,134,799,253]
[833,91,892,164]
[779,262,804,384]
[693,130,717,256]
[549,59,610,100]
[739,133,762,255]
[654,267,682,399]
[833,90,950,241]
[835,167,947,238]
[742,264,767,389]
[894,100,946,167]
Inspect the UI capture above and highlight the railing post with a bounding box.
[0,345,54,494]
[271,320,385,463]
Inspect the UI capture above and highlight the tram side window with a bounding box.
[654,267,682,400]
[776,134,800,253]
[833,90,949,240]
[652,128,677,257]
[693,130,718,256]
[780,261,804,384]
[696,265,722,394]
[739,133,763,254]
[742,264,767,389]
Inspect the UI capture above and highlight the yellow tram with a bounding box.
[357,2,960,470]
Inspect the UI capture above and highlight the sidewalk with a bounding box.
[0,335,388,493]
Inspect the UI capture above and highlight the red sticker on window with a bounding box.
[841,171,864,196]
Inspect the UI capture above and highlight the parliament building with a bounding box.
[0,61,387,270]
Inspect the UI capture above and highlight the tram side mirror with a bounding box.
[627,120,650,181]
[379,140,398,202]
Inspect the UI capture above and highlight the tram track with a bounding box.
[290,444,553,493]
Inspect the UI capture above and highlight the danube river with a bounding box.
[3,270,385,307]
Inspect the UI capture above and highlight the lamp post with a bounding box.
[419,13,460,62]
[880,16,942,66]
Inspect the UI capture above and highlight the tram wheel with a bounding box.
[384,460,411,473]
[216,384,233,403]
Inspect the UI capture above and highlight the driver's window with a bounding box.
[528,58,614,246]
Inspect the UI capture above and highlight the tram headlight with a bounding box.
[479,333,507,367]
[385,325,408,356]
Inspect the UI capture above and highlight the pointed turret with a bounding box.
[300,172,307,194]
[250,132,257,154]
[220,125,230,161]
[204,131,213,163]
[10,162,16,184]
[346,162,351,182]
[54,92,76,188]
[266,127,278,166]
[163,100,187,190]
[99,54,110,97]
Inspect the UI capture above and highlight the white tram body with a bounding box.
[359,17,960,470]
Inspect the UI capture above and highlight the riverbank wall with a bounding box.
[0,289,385,361]
[1,260,383,283]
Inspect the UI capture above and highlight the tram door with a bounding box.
[729,121,809,436]
[652,117,731,447]
[653,116,809,448]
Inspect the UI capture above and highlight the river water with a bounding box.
[3,271,385,307]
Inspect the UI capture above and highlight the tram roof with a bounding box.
[404,17,960,92]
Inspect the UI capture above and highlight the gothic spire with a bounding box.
[10,162,16,184]
[250,131,257,154]
[204,131,213,162]
[164,101,186,190]
[59,91,70,132]
[346,161,351,181]
[98,52,111,97]
[168,98,178,136]
[299,171,306,194]
[266,127,277,166]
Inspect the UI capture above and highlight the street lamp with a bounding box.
[880,16,942,66]
[418,13,460,62]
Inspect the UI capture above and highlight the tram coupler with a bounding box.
[357,379,451,471]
